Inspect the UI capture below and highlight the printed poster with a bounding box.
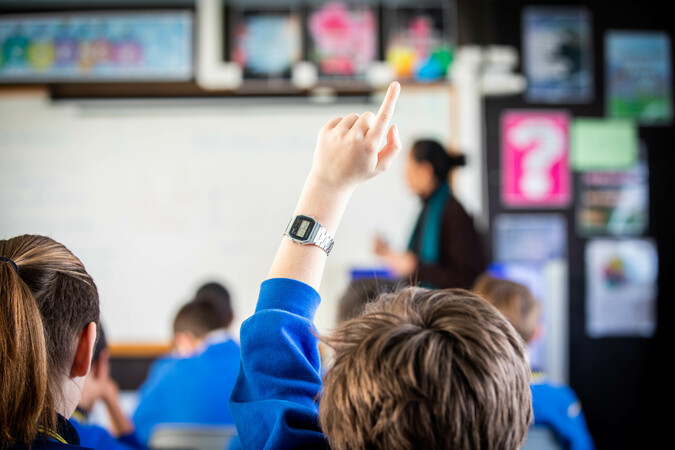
[576,144,649,236]
[586,239,658,338]
[522,7,593,103]
[606,31,672,124]
[502,111,571,208]
[493,214,567,263]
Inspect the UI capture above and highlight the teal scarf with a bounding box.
[408,183,450,265]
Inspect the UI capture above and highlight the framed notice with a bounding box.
[501,110,571,208]
[522,7,593,103]
[0,11,192,82]
[606,31,672,124]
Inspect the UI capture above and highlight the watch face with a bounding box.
[289,216,315,240]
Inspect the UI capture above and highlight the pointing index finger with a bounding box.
[368,81,400,140]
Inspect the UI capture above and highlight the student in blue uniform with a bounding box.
[132,287,240,445]
[473,273,596,450]
[229,82,533,449]
[1,235,100,449]
[70,327,145,450]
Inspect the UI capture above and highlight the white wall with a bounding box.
[0,85,458,343]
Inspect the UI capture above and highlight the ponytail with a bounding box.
[0,235,100,447]
[411,140,466,182]
[0,259,53,447]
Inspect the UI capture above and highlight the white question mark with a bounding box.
[507,117,565,200]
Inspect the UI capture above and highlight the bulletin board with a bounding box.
[482,2,672,448]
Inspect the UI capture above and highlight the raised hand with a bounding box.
[268,81,402,289]
[309,81,401,194]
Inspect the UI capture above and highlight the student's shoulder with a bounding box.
[532,380,583,415]
[70,421,114,447]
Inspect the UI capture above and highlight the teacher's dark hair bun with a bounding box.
[411,140,466,181]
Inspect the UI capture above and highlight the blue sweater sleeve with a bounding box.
[532,383,595,450]
[229,278,329,450]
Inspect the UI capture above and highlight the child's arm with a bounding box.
[229,82,401,449]
[268,81,401,288]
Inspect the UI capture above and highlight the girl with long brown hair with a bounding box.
[1,234,100,449]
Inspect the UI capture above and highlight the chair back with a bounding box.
[521,425,563,450]
[149,423,237,450]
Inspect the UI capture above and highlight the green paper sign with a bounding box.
[571,119,637,171]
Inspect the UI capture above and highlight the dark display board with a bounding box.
[480,1,673,448]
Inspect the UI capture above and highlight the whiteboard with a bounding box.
[0,85,457,342]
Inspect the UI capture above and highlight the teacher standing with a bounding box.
[374,139,486,289]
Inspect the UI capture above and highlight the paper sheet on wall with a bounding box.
[571,118,637,170]
[586,239,658,338]
[501,110,571,207]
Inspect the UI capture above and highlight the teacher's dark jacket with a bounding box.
[408,184,486,290]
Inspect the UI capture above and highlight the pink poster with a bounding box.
[501,111,571,207]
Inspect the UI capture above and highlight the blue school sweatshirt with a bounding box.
[229,278,329,449]
[531,372,596,450]
[132,335,241,445]
[69,408,144,450]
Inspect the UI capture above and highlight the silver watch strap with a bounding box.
[313,224,334,255]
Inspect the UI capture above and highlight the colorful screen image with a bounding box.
[384,6,454,81]
[230,9,302,79]
[606,31,672,124]
[522,7,593,103]
[307,1,377,78]
[0,12,192,81]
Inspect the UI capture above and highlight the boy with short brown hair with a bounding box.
[322,287,532,449]
[229,82,533,449]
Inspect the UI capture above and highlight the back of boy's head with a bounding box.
[473,273,540,344]
[320,287,533,450]
[172,299,224,339]
[194,281,233,329]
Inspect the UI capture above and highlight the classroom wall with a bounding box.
[0,85,457,343]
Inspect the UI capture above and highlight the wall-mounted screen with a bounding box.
[0,11,193,82]
[307,1,378,78]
